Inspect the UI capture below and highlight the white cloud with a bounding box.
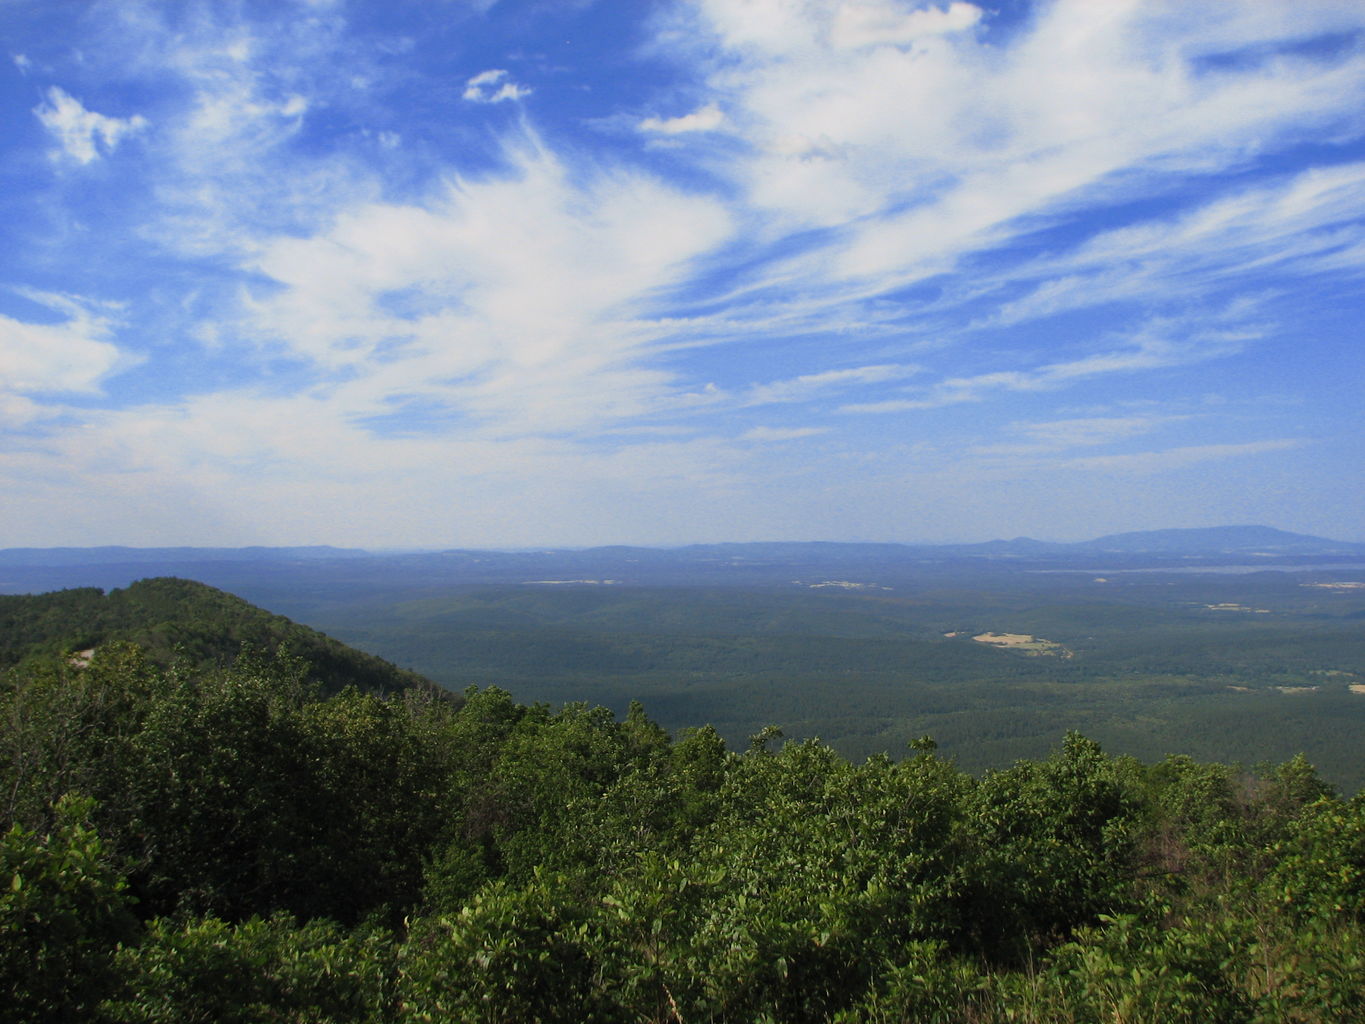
[0,394,46,429]
[970,415,1182,456]
[665,0,1365,310]
[740,425,828,442]
[0,388,763,546]
[830,1,982,50]
[4,0,1362,546]
[745,363,919,406]
[34,86,147,164]
[70,4,382,259]
[960,160,1365,331]
[640,105,725,134]
[1063,438,1304,475]
[244,140,731,436]
[463,68,531,103]
[840,316,1255,414]
[0,297,131,429]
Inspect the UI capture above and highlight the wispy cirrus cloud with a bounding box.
[658,0,1365,308]
[743,363,919,407]
[970,415,1188,457]
[840,311,1258,414]
[972,161,1365,330]
[740,425,827,442]
[1062,438,1305,475]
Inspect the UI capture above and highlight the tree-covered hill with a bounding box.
[0,577,432,697]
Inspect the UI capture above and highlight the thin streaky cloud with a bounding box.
[1062,439,1306,475]
[744,363,920,407]
[969,415,1189,457]
[741,425,827,442]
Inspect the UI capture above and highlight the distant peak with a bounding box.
[1078,525,1353,553]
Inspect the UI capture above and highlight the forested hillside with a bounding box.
[4,638,1363,1022]
[0,577,432,696]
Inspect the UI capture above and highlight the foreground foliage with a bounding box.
[3,644,1363,1022]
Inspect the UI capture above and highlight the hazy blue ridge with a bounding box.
[1074,525,1365,554]
[3,527,1362,574]
[0,546,372,566]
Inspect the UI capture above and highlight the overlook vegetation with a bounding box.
[2,588,1364,1021]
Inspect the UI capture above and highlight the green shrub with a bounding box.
[0,794,136,1022]
[103,913,395,1024]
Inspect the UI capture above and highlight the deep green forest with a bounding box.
[302,574,1365,792]
[4,606,1365,1021]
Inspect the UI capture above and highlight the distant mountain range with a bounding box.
[2,525,1359,566]
[0,545,370,566]
[2,526,1362,601]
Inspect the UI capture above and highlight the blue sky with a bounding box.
[1,0,1362,548]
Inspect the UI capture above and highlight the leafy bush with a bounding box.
[398,878,603,1024]
[1267,794,1365,920]
[103,913,395,1024]
[0,795,136,1023]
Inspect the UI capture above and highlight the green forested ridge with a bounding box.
[3,633,1364,1022]
[0,577,432,696]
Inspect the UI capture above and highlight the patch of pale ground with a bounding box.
[808,581,890,590]
[972,632,1073,657]
[525,579,620,585]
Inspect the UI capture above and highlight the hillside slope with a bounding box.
[0,576,434,696]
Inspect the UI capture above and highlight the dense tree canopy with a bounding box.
[3,639,1364,1022]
